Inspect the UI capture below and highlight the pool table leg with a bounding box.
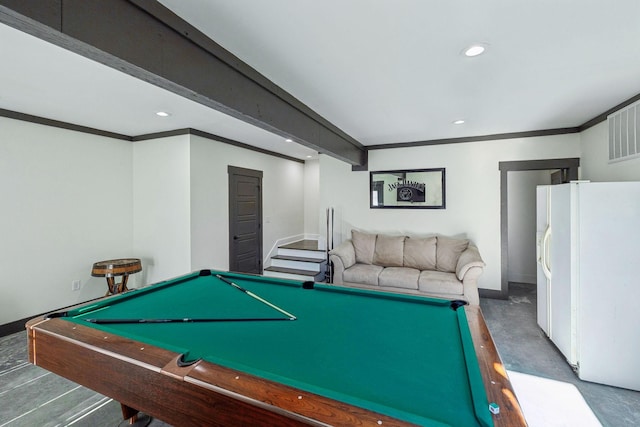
[119,403,152,427]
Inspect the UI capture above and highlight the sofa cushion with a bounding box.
[373,235,405,267]
[378,267,420,290]
[403,236,437,270]
[343,264,384,286]
[418,270,464,296]
[436,236,469,273]
[352,230,377,265]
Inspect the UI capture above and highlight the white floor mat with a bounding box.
[507,370,602,427]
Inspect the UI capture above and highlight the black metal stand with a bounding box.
[325,207,334,283]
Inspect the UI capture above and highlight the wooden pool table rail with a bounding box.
[466,305,528,427]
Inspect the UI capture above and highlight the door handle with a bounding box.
[541,226,552,280]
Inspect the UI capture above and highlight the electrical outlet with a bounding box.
[71,280,81,291]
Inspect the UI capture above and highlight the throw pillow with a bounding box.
[373,235,405,267]
[403,236,437,270]
[436,236,469,273]
[351,230,377,265]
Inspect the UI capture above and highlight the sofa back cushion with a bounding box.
[403,236,437,270]
[436,236,469,273]
[352,230,377,265]
[373,235,405,267]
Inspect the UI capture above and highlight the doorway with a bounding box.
[491,158,580,299]
[228,166,263,274]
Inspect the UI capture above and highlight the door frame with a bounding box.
[487,158,580,299]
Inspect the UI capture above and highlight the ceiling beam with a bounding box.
[0,0,366,166]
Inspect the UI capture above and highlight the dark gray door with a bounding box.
[228,166,263,274]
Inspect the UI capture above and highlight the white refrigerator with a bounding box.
[536,181,640,391]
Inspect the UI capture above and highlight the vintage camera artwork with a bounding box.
[370,168,445,209]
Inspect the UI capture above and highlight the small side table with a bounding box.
[91,258,142,296]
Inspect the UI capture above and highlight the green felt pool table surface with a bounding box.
[27,270,526,427]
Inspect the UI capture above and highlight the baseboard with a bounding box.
[479,288,508,300]
[508,273,536,284]
[0,316,32,337]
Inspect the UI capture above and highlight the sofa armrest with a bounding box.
[329,240,356,269]
[456,245,485,280]
[329,240,356,285]
[456,245,485,305]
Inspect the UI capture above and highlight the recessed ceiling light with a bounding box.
[156,111,171,117]
[285,138,293,143]
[306,155,312,158]
[463,44,486,57]
[453,119,465,125]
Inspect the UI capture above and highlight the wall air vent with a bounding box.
[608,100,640,162]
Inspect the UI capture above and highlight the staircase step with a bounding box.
[271,258,323,273]
[264,266,324,281]
[277,240,325,259]
[280,240,322,251]
[277,242,326,258]
[265,266,319,275]
[272,255,325,263]
[267,240,327,281]
[277,248,325,259]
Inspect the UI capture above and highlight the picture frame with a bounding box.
[370,168,446,209]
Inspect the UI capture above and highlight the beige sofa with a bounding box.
[328,230,485,305]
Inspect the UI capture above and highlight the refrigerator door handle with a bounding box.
[541,226,552,279]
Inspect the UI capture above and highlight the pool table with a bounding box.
[27,270,526,427]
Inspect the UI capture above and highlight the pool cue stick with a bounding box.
[331,207,334,251]
[215,274,297,320]
[325,207,330,282]
[330,207,334,282]
[84,317,293,324]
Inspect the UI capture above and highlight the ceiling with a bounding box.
[3,1,640,161]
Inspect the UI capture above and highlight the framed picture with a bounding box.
[370,168,445,209]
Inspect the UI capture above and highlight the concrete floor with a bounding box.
[481,282,640,426]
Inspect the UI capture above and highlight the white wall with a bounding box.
[189,134,305,272]
[9,113,628,325]
[318,134,581,291]
[507,170,551,284]
[132,135,192,284]
[580,121,640,181]
[0,117,133,325]
[0,120,307,326]
[133,133,307,280]
[303,159,320,236]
